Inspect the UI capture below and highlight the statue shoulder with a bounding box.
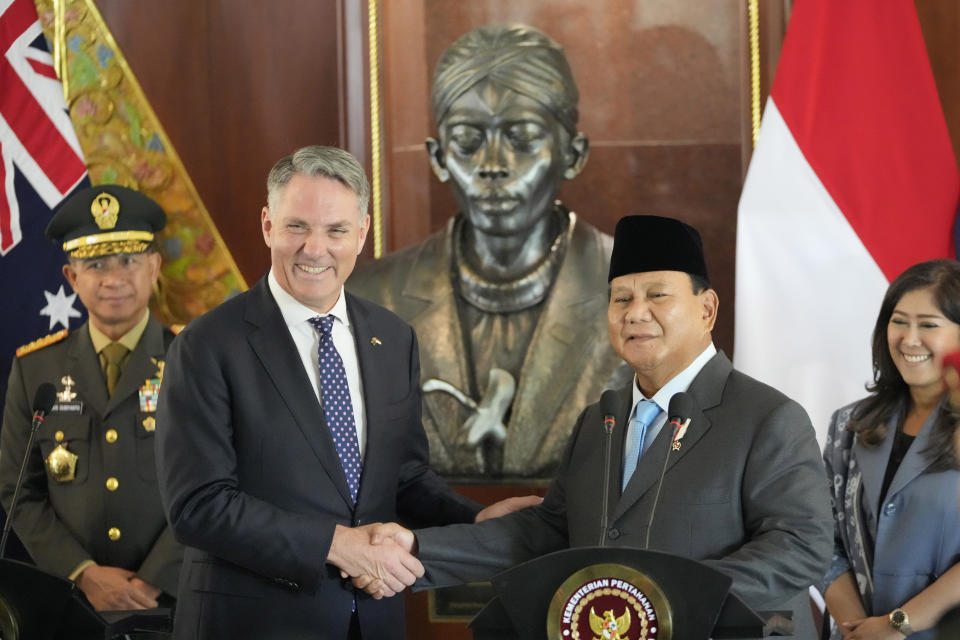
[16,329,70,357]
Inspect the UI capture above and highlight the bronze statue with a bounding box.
[349,24,629,479]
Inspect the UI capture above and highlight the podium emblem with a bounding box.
[547,563,672,640]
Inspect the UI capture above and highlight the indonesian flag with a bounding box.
[734,0,959,446]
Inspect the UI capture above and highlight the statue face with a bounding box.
[431,80,581,237]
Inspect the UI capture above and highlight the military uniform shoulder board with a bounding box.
[16,329,69,357]
[169,323,186,335]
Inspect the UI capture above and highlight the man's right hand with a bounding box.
[75,564,159,611]
[346,522,419,599]
[327,523,422,597]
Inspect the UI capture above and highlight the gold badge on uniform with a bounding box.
[57,375,77,402]
[151,357,165,382]
[142,416,156,432]
[46,444,78,483]
[90,192,120,230]
[53,375,83,414]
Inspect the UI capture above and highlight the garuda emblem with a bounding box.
[590,606,631,640]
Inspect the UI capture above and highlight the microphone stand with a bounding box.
[644,418,690,550]
[598,415,615,547]
[0,411,45,557]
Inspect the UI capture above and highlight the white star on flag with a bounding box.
[39,285,81,330]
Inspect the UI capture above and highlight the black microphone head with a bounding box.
[600,389,619,419]
[33,382,57,414]
[668,392,695,422]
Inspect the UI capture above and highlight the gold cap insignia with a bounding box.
[370,337,382,346]
[90,192,120,230]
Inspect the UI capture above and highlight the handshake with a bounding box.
[327,522,420,600]
[326,495,542,599]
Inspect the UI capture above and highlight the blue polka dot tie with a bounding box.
[309,315,362,504]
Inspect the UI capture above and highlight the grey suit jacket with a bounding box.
[416,352,833,637]
[823,400,960,640]
[156,278,480,639]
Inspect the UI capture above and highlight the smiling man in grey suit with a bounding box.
[155,146,533,640]
[358,214,834,638]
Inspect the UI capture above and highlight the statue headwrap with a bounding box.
[430,24,580,135]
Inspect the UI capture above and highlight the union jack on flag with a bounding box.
[1,0,89,408]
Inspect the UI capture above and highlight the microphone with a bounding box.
[644,392,695,550]
[598,389,619,547]
[1,383,57,558]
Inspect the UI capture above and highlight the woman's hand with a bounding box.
[841,616,905,640]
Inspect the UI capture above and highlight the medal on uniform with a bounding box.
[139,379,160,412]
[139,358,164,414]
[46,444,78,483]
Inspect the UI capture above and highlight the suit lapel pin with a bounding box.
[370,337,382,346]
[671,418,691,451]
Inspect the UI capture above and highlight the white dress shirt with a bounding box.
[268,269,367,455]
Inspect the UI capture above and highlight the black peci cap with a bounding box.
[608,215,709,283]
[46,185,166,259]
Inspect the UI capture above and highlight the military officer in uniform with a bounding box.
[0,185,183,611]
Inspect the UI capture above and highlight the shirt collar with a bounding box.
[267,268,350,329]
[88,309,150,354]
[631,343,717,415]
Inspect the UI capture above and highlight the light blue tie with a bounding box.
[622,400,663,491]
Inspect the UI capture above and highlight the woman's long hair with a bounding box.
[850,259,960,471]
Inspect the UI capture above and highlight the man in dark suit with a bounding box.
[155,145,534,639]
[357,215,834,638]
[0,186,182,611]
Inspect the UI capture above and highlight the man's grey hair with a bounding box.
[265,145,370,218]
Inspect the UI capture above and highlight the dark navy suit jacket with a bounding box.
[156,277,479,639]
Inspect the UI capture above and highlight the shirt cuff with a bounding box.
[68,559,96,582]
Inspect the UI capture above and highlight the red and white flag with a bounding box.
[734,0,959,444]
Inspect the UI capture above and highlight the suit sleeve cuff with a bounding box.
[69,559,96,581]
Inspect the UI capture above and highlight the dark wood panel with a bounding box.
[94,0,344,283]
[915,0,960,171]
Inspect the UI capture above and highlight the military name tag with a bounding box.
[51,402,84,414]
[139,379,160,412]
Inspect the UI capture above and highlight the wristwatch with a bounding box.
[888,608,913,636]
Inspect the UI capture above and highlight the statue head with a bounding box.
[426,24,589,238]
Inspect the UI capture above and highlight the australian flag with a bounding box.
[1,0,88,559]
